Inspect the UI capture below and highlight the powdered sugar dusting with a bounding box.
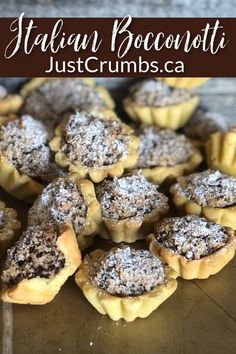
[154,215,228,260]
[96,174,168,219]
[0,115,64,182]
[85,247,165,296]
[28,176,87,235]
[171,170,236,208]
[184,108,228,141]
[61,111,130,168]
[129,79,192,107]
[136,126,196,168]
[21,78,108,129]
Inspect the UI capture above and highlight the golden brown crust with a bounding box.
[123,96,199,130]
[0,156,44,203]
[0,95,23,115]
[75,248,178,322]
[1,225,81,305]
[133,150,203,185]
[147,229,236,279]
[170,188,236,230]
[50,111,139,183]
[205,131,236,177]
[157,77,209,89]
[99,203,168,243]
[73,177,101,250]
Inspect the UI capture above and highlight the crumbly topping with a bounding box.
[0,115,64,182]
[154,215,228,260]
[28,176,87,235]
[85,247,165,296]
[0,85,8,99]
[1,223,65,287]
[96,175,168,220]
[128,79,192,107]
[136,126,196,168]
[0,210,6,229]
[21,79,108,129]
[184,108,228,141]
[171,170,236,208]
[61,111,130,168]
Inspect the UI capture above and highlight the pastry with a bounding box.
[148,215,236,279]
[123,79,199,129]
[0,84,22,116]
[158,77,209,89]
[183,108,228,144]
[96,174,169,243]
[20,78,114,131]
[50,110,139,183]
[205,129,236,177]
[0,115,65,202]
[28,175,101,250]
[75,247,178,322]
[170,170,236,229]
[0,201,21,258]
[1,222,81,305]
[133,125,202,184]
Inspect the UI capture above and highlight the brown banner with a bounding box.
[0,15,235,77]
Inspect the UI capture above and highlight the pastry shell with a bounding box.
[0,155,44,203]
[134,149,203,185]
[71,176,101,250]
[1,224,81,305]
[50,111,139,183]
[20,77,115,110]
[0,94,22,115]
[123,96,199,130]
[0,201,21,258]
[75,249,178,322]
[170,188,236,230]
[157,77,209,89]
[147,228,236,279]
[205,131,236,177]
[99,202,169,243]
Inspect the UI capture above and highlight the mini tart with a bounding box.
[133,126,202,185]
[205,130,236,177]
[1,223,81,305]
[20,78,114,130]
[183,108,228,144]
[123,79,199,130]
[170,170,236,230]
[28,175,101,251]
[0,115,63,202]
[75,247,178,322]
[50,110,139,183]
[20,77,114,108]
[0,84,22,115]
[0,155,43,202]
[157,77,209,89]
[0,201,21,258]
[147,215,236,279]
[96,175,169,243]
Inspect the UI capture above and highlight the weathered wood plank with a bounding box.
[1,0,236,17]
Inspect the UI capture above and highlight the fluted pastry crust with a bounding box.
[75,249,178,322]
[157,77,209,89]
[147,228,236,279]
[123,96,199,129]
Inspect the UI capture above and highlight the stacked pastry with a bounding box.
[0,77,236,324]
